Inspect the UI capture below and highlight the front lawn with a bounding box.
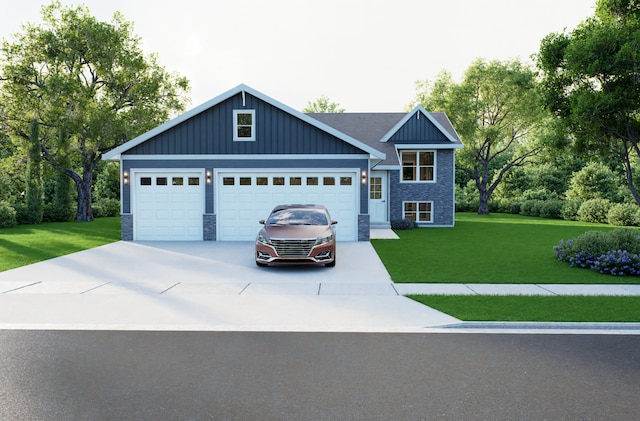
[408,295,640,322]
[0,217,121,272]
[371,213,633,284]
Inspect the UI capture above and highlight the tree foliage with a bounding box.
[303,95,345,113]
[536,0,640,205]
[0,1,190,221]
[23,119,44,224]
[412,59,545,214]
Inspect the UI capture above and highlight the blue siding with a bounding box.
[388,112,450,144]
[127,92,364,155]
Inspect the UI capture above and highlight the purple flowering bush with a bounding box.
[554,229,640,276]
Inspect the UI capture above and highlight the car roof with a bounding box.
[271,204,327,212]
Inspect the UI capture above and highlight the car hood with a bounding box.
[260,224,333,239]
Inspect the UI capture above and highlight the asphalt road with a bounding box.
[1,331,638,420]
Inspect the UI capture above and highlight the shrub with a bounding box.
[561,200,582,221]
[0,201,17,228]
[520,199,545,217]
[565,162,621,202]
[42,202,75,222]
[539,199,564,219]
[607,203,639,226]
[92,198,120,218]
[391,219,416,230]
[490,198,521,214]
[577,198,611,224]
[554,228,640,276]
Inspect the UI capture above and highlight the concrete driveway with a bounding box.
[0,241,459,331]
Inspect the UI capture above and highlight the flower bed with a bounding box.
[554,229,640,276]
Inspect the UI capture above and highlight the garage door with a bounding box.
[134,171,204,241]
[217,171,358,241]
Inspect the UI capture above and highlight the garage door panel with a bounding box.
[134,172,204,241]
[217,171,358,241]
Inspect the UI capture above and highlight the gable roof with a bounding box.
[308,108,463,167]
[103,84,385,161]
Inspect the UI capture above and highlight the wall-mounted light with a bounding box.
[123,171,129,185]
[206,170,212,184]
[361,170,367,184]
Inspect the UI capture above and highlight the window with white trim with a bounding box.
[403,201,433,222]
[400,150,435,182]
[233,110,255,141]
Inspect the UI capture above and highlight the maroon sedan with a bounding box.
[255,204,337,267]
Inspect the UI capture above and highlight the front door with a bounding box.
[369,171,388,223]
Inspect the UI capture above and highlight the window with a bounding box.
[273,177,285,186]
[172,177,184,186]
[257,177,268,186]
[223,177,234,186]
[306,177,318,186]
[233,110,255,141]
[401,150,435,182]
[403,201,433,223]
[340,177,352,186]
[156,177,168,186]
[323,177,335,185]
[290,177,302,186]
[370,177,382,199]
[188,177,200,186]
[140,177,152,186]
[239,177,251,185]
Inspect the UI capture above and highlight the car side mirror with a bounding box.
[331,220,338,225]
[259,220,265,225]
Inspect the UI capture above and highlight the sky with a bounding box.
[0,0,596,113]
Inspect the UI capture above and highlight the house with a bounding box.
[102,84,463,242]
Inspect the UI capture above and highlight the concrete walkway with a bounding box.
[0,240,639,333]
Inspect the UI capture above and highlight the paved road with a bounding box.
[1,330,638,420]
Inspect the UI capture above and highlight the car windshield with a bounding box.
[266,209,329,226]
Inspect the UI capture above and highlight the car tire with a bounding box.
[325,258,336,267]
[256,261,268,267]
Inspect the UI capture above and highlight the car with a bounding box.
[255,204,337,267]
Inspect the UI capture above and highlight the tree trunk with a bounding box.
[75,168,94,222]
[477,189,490,215]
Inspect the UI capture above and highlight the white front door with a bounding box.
[369,171,387,223]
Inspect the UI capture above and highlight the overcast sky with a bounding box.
[1,0,596,112]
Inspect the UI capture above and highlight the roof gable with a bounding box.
[380,105,462,145]
[103,84,385,160]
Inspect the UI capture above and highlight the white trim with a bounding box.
[102,83,385,161]
[395,143,463,150]
[398,149,437,184]
[120,153,371,161]
[380,105,461,144]
[233,109,255,142]
[402,200,434,223]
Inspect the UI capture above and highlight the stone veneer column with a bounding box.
[358,214,370,241]
[121,214,133,241]
[203,214,216,241]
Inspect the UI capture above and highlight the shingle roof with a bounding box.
[307,111,462,166]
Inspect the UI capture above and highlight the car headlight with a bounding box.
[314,235,333,246]
[257,234,272,246]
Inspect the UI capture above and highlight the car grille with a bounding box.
[271,239,316,257]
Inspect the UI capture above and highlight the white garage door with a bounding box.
[217,171,358,241]
[134,171,204,241]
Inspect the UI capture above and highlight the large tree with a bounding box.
[303,95,345,113]
[536,0,640,205]
[412,59,545,214]
[0,2,190,221]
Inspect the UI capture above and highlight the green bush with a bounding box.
[0,201,17,228]
[607,203,639,226]
[391,219,416,230]
[565,162,621,202]
[609,228,640,254]
[520,199,545,217]
[42,202,75,222]
[539,199,564,219]
[561,200,583,221]
[490,198,521,214]
[577,198,611,224]
[92,198,120,218]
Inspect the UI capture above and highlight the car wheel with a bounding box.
[256,261,267,267]
[325,258,336,267]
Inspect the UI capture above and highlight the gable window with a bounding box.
[400,150,435,182]
[233,110,255,141]
[403,201,433,223]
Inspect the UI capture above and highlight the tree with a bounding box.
[24,119,44,224]
[536,0,640,205]
[412,59,545,214]
[0,2,190,221]
[303,95,345,113]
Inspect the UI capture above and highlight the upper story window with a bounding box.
[400,150,435,182]
[233,110,255,141]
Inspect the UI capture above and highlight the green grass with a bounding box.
[408,295,640,322]
[371,213,634,284]
[0,217,121,272]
